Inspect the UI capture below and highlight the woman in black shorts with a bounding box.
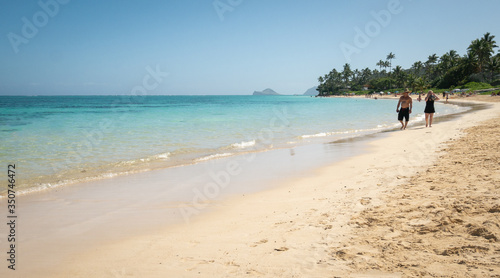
[424,90,440,127]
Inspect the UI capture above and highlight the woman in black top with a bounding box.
[424,90,440,127]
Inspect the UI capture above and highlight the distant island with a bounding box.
[252,88,280,95]
[303,86,318,96]
[252,86,319,96]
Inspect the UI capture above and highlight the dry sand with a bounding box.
[6,96,500,278]
[342,107,500,276]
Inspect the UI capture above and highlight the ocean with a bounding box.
[0,95,468,195]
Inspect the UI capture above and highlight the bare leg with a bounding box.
[429,113,434,127]
[404,120,409,130]
[425,113,429,127]
[399,120,404,130]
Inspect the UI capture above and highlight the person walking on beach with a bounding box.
[396,90,412,130]
[424,90,440,127]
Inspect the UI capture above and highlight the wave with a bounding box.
[300,130,353,139]
[230,140,256,149]
[151,152,171,160]
[194,152,234,162]
[119,152,171,165]
[300,123,407,140]
[3,170,143,199]
[1,98,473,199]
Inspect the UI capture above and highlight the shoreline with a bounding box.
[1,97,498,277]
[0,97,470,199]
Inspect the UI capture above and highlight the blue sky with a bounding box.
[1,0,499,95]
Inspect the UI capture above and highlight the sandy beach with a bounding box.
[337,96,500,277]
[3,96,500,278]
[3,1,499,277]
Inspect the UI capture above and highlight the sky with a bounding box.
[0,0,499,96]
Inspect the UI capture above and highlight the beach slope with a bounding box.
[22,98,500,277]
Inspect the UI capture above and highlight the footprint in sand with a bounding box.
[250,239,268,247]
[360,197,371,205]
[246,269,264,275]
[323,224,333,230]
[225,261,240,267]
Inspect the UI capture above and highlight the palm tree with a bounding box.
[392,65,404,87]
[426,54,438,66]
[468,33,498,73]
[361,67,372,86]
[482,32,498,49]
[376,60,385,72]
[382,61,390,75]
[318,69,345,95]
[426,54,438,80]
[461,52,478,76]
[438,52,456,75]
[386,52,396,74]
[486,56,500,82]
[468,39,487,73]
[353,69,360,81]
[386,52,395,89]
[447,50,460,67]
[415,77,427,94]
[440,53,451,69]
[342,63,352,88]
[405,74,416,91]
[411,61,424,76]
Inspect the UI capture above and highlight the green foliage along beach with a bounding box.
[318,32,500,95]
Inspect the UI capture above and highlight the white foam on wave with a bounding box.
[230,140,256,149]
[300,130,351,139]
[101,173,120,178]
[121,152,171,165]
[413,114,425,122]
[302,132,328,138]
[195,152,234,162]
[153,152,171,159]
[300,122,412,140]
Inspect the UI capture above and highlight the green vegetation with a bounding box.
[317,32,499,96]
[460,82,493,91]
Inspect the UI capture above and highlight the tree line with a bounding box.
[317,32,499,95]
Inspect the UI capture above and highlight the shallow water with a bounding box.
[0,95,467,195]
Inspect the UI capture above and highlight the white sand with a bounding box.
[3,97,499,278]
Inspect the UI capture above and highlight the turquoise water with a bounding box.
[0,95,467,194]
